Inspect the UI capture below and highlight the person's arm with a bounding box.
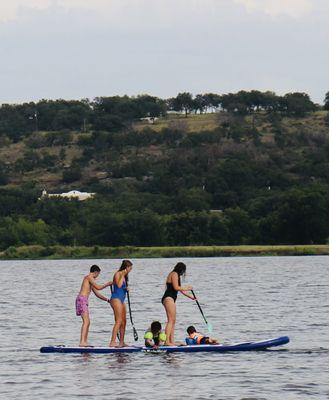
[159,332,167,346]
[89,276,112,291]
[171,272,192,292]
[92,287,111,303]
[144,331,154,347]
[145,339,154,347]
[113,271,127,288]
[181,291,196,300]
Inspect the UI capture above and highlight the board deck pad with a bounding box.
[40,336,289,354]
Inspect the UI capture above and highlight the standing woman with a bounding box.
[162,262,195,346]
[109,260,133,347]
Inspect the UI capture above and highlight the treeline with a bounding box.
[0,184,328,250]
[0,90,329,249]
[1,90,328,141]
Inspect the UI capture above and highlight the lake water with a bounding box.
[1,256,329,399]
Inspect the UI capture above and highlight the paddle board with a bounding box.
[40,336,289,354]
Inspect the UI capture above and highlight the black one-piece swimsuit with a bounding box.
[161,278,180,304]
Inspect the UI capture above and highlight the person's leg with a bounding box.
[169,316,176,345]
[79,312,90,346]
[119,303,127,347]
[163,298,176,346]
[109,299,123,346]
[203,337,219,345]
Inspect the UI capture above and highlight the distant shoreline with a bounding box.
[0,244,328,260]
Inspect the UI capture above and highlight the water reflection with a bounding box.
[104,353,134,370]
[79,353,93,362]
[163,353,183,366]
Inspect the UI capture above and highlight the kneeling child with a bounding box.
[144,321,167,348]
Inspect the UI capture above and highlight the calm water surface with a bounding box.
[1,256,329,399]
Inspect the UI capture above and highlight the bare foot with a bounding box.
[118,342,130,348]
[109,342,119,347]
[165,342,176,346]
[79,343,93,347]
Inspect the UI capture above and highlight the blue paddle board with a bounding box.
[40,336,289,354]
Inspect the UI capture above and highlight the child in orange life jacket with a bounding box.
[185,325,219,345]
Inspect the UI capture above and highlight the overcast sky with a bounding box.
[0,0,328,104]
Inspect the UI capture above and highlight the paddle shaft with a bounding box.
[191,290,208,325]
[126,288,139,341]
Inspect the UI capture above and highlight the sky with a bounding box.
[0,0,328,104]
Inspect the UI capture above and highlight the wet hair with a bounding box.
[172,262,186,286]
[187,326,196,335]
[151,321,162,334]
[119,260,133,284]
[119,260,133,271]
[173,262,186,276]
[90,265,101,273]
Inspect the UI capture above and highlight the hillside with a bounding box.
[0,109,329,250]
[1,111,328,191]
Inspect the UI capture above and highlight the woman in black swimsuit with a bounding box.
[162,262,196,346]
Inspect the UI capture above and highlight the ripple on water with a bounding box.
[1,256,329,400]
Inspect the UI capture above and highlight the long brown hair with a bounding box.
[172,262,186,286]
[119,259,132,285]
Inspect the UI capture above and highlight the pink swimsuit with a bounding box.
[75,294,89,316]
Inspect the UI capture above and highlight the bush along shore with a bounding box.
[0,245,329,260]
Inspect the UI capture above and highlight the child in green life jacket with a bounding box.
[185,325,219,345]
[144,321,167,348]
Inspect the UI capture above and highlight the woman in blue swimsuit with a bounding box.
[109,260,133,347]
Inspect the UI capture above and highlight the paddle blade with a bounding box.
[133,327,139,341]
[207,323,213,334]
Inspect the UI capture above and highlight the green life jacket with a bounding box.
[144,328,166,345]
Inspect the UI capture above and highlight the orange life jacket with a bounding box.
[189,332,204,344]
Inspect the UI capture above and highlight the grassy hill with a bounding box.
[0,111,328,192]
[0,109,329,253]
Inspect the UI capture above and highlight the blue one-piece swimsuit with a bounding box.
[110,279,127,303]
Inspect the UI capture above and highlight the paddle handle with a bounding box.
[191,290,208,325]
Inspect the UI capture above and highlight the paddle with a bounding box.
[191,290,213,333]
[126,289,139,341]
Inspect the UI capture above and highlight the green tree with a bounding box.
[175,188,211,212]
[62,166,82,183]
[0,217,52,249]
[166,212,211,245]
[202,93,221,112]
[324,91,329,111]
[0,162,8,185]
[171,92,194,117]
[274,189,329,244]
[193,94,208,114]
[225,207,254,244]
[281,92,316,117]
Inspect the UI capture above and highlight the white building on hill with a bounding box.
[40,189,95,201]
